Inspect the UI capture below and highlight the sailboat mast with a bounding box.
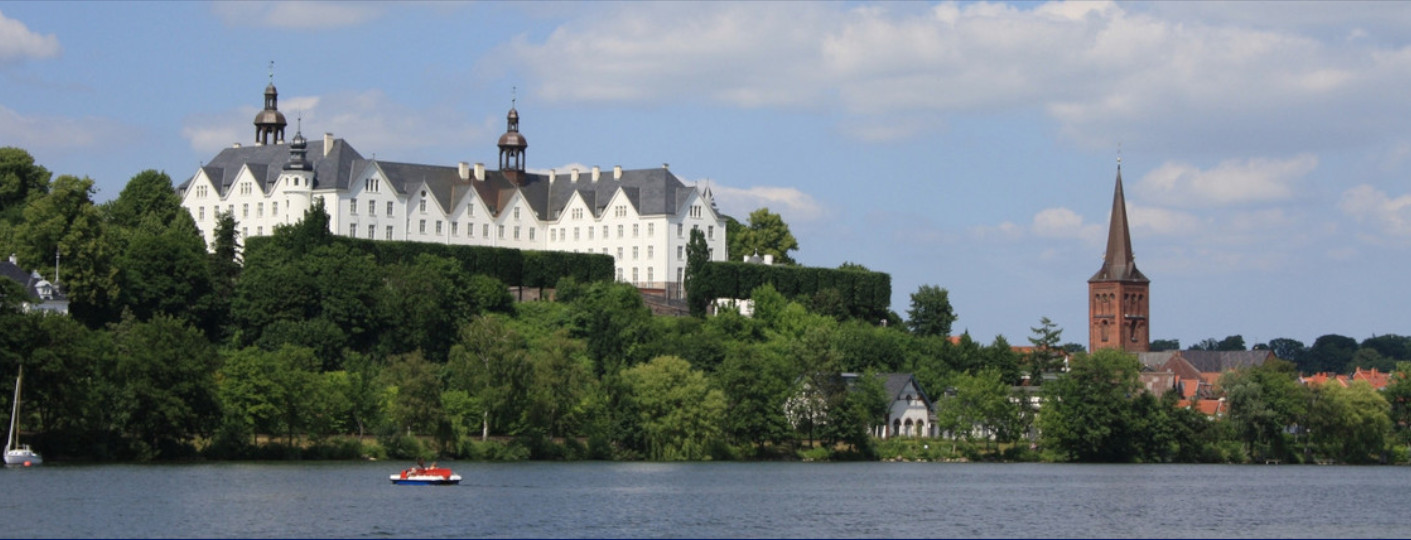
[8,366,20,452]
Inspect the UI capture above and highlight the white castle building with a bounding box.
[177,81,728,292]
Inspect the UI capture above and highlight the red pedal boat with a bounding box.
[390,463,461,486]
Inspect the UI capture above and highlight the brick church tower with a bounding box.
[1088,162,1149,353]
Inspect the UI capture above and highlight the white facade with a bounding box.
[179,87,727,290]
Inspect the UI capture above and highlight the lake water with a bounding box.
[1,461,1407,538]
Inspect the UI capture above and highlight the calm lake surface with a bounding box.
[1,461,1407,538]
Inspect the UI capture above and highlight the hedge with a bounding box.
[246,235,614,287]
[694,261,891,320]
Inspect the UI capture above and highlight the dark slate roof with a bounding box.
[0,258,64,303]
[843,372,934,411]
[178,139,365,196]
[1138,350,1273,373]
[1090,165,1149,283]
[181,136,695,221]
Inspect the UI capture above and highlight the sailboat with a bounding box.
[5,366,41,466]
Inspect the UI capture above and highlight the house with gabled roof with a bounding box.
[0,254,67,315]
[177,79,729,296]
[1136,350,1275,417]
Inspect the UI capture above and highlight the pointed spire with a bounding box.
[1089,162,1148,283]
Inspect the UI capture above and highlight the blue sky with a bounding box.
[3,1,1410,349]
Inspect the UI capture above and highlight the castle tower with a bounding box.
[279,125,313,221]
[254,66,287,145]
[1088,162,1150,353]
[497,101,527,185]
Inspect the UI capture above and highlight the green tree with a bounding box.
[1025,317,1066,378]
[445,314,529,440]
[378,351,444,436]
[1266,338,1307,366]
[905,284,956,337]
[104,169,182,230]
[723,214,746,262]
[1307,380,1392,463]
[1221,359,1308,462]
[621,356,726,460]
[716,343,793,454]
[1304,334,1357,374]
[731,207,799,265]
[684,227,711,316]
[11,174,117,326]
[0,147,51,223]
[1150,338,1181,351]
[206,210,241,342]
[1361,335,1411,362]
[107,314,220,459]
[936,367,1020,453]
[115,212,216,332]
[1039,349,1146,462]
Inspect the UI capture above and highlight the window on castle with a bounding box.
[616,247,623,260]
[451,222,459,236]
[677,246,683,260]
[648,267,653,283]
[242,204,249,218]
[368,225,375,238]
[369,200,376,216]
[574,227,580,241]
[514,207,521,220]
[257,226,263,236]
[677,223,683,238]
[690,205,701,218]
[633,224,639,237]
[436,221,443,235]
[588,227,594,240]
[648,223,654,236]
[257,202,264,217]
[514,226,520,240]
[617,225,623,238]
[419,220,426,234]
[647,246,653,259]
[498,225,505,239]
[272,202,278,216]
[350,224,357,237]
[386,226,393,240]
[529,228,535,240]
[351,198,357,214]
[483,224,489,237]
[633,246,639,260]
[419,197,426,213]
[198,207,205,221]
[387,201,394,216]
[708,226,714,240]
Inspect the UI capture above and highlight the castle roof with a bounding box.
[1090,165,1148,283]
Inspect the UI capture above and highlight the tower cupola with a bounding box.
[254,63,287,146]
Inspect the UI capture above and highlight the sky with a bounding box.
[2,1,1410,349]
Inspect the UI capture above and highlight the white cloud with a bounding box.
[1339,184,1411,238]
[709,184,826,223]
[212,1,381,29]
[182,90,488,160]
[0,104,125,150]
[1127,203,1205,237]
[505,2,1411,150]
[1031,207,1104,243]
[0,10,60,65]
[1136,155,1317,207]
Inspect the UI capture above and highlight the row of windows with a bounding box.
[349,224,395,240]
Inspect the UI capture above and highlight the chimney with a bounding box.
[232,142,242,148]
[613,165,622,180]
[763,254,774,265]
[663,163,669,170]
[571,168,579,182]
[458,162,470,180]
[549,169,556,184]
[8,254,16,265]
[474,162,485,181]
[591,166,600,182]
[323,133,333,157]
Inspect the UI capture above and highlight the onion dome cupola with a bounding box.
[254,63,288,146]
[497,97,528,184]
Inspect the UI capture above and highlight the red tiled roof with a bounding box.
[1353,368,1390,390]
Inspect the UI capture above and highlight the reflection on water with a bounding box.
[1,461,1408,538]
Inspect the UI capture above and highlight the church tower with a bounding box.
[254,65,287,146]
[1088,161,1150,353]
[497,100,528,185]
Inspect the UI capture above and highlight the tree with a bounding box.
[11,174,117,326]
[446,314,529,440]
[716,343,793,455]
[1266,338,1307,366]
[114,212,216,332]
[1305,334,1358,374]
[935,367,1021,452]
[1307,380,1391,464]
[1220,359,1308,462]
[723,214,746,262]
[107,314,220,459]
[621,356,726,460]
[1360,335,1411,363]
[206,210,242,341]
[0,147,51,223]
[1150,339,1181,351]
[730,207,799,265]
[1026,317,1065,377]
[683,227,711,317]
[1039,349,1146,462]
[378,351,444,436]
[104,170,182,230]
[906,284,956,337]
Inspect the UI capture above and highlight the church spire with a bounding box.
[1089,163,1147,283]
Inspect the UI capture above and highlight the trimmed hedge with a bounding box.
[695,261,891,320]
[245,235,614,287]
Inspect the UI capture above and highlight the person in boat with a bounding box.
[415,458,426,472]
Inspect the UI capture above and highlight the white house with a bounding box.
[0,254,68,315]
[177,81,729,293]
